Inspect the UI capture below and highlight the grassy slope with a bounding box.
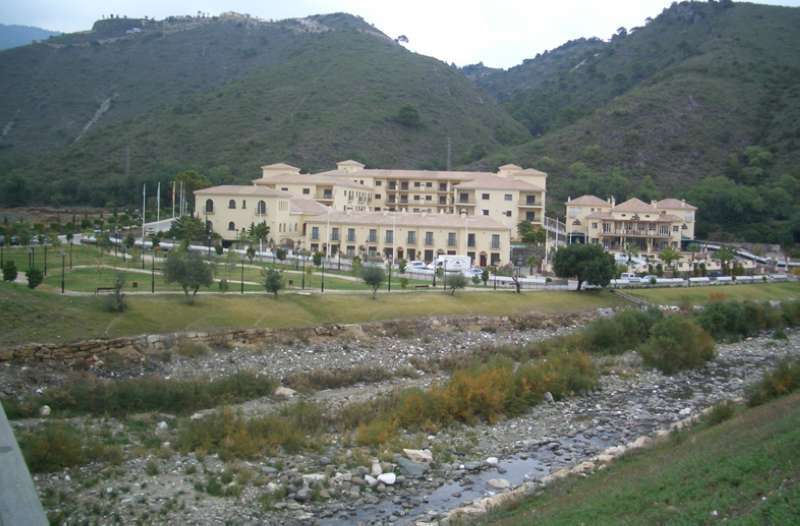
[473,2,800,204]
[0,15,528,206]
[627,282,800,305]
[482,392,800,526]
[0,283,622,346]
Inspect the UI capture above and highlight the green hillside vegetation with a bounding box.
[0,13,528,207]
[470,2,800,245]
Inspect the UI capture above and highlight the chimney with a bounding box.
[610,196,616,207]
[567,196,571,203]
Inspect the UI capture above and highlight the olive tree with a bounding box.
[163,249,213,302]
[361,266,385,299]
[263,268,284,297]
[553,244,616,291]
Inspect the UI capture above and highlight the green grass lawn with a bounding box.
[627,282,800,305]
[0,283,623,346]
[481,393,800,526]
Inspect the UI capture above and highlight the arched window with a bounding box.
[205,199,214,213]
[228,199,236,209]
[228,221,235,231]
[257,200,267,215]
[205,220,213,231]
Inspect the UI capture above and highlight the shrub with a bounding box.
[175,340,211,358]
[19,423,85,473]
[706,400,736,425]
[284,365,395,392]
[2,260,17,282]
[104,273,126,312]
[218,278,229,293]
[639,316,716,374]
[26,268,43,289]
[581,308,662,354]
[263,268,284,297]
[697,301,784,341]
[747,358,800,406]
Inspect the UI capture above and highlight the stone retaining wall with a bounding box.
[0,311,602,366]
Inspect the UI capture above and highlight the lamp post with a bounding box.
[60,251,65,294]
[301,250,305,289]
[43,244,47,276]
[0,240,4,268]
[151,248,156,294]
[241,258,245,294]
[321,257,325,293]
[387,257,392,292]
[442,259,447,292]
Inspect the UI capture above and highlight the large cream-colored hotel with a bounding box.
[195,160,697,267]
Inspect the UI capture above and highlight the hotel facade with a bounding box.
[193,160,548,266]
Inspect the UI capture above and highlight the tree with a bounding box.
[249,222,270,250]
[553,244,616,291]
[517,221,546,245]
[263,268,284,297]
[276,247,287,261]
[398,258,407,273]
[447,273,467,295]
[659,246,681,276]
[312,252,323,267]
[169,216,206,243]
[246,245,256,264]
[124,233,136,251]
[713,246,736,276]
[395,105,421,128]
[2,260,17,282]
[526,255,541,275]
[361,266,385,299]
[26,268,43,289]
[163,249,213,302]
[105,273,127,312]
[214,243,224,256]
[481,268,490,286]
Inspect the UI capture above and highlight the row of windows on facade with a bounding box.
[205,199,268,214]
[593,222,678,235]
[223,221,298,233]
[309,227,501,249]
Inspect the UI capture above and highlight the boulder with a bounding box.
[487,478,510,490]
[364,475,378,487]
[403,448,433,463]
[485,456,499,467]
[396,457,429,478]
[39,405,51,417]
[377,473,396,486]
[274,386,297,399]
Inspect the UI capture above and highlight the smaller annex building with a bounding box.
[565,195,697,255]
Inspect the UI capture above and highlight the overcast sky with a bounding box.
[2,0,799,68]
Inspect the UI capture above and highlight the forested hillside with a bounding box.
[0,13,528,207]
[0,24,60,50]
[467,1,800,244]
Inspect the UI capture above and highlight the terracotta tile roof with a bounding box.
[317,168,481,181]
[260,163,301,172]
[585,211,683,222]
[613,198,658,213]
[568,195,611,206]
[304,211,509,230]
[253,174,366,190]
[656,198,697,210]
[454,173,544,192]
[290,198,329,216]
[195,185,290,197]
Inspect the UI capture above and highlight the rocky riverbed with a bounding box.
[7,323,800,525]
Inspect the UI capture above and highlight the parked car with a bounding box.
[620,272,640,283]
[407,260,427,270]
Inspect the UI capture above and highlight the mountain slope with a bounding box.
[467,1,800,243]
[0,13,528,206]
[0,24,60,50]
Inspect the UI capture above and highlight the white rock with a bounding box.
[487,478,510,490]
[302,473,326,484]
[403,448,434,463]
[371,462,383,476]
[39,405,51,417]
[679,407,692,416]
[377,473,396,486]
[156,421,168,431]
[364,475,378,487]
[485,457,499,466]
[273,386,297,399]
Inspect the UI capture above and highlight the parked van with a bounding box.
[429,255,471,273]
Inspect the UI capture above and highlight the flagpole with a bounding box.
[142,184,146,245]
[172,180,176,218]
[157,182,161,222]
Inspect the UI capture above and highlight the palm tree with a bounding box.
[713,246,736,276]
[659,246,681,276]
[526,255,542,275]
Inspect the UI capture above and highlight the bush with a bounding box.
[175,340,211,358]
[639,316,716,374]
[697,301,784,341]
[104,272,126,312]
[26,268,43,289]
[19,423,84,473]
[705,400,736,425]
[747,358,800,406]
[581,308,662,354]
[218,278,229,293]
[2,260,17,282]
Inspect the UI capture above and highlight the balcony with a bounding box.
[599,229,670,239]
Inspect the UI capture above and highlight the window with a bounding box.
[374,207,381,212]
[672,225,679,233]
[603,223,611,233]
[481,193,490,200]
[346,246,355,256]
[257,200,267,215]
[347,228,356,242]
[323,190,333,199]
[228,221,236,231]
[491,252,500,265]
[526,211,535,221]
[482,210,489,216]
[228,199,236,209]
[375,194,382,200]
[281,187,288,192]
[468,233,475,247]
[504,194,513,201]
[505,211,512,217]
[311,226,320,240]
[331,228,340,241]
[439,196,447,204]
[439,183,447,191]
[242,200,246,209]
[407,231,417,244]
[205,199,214,213]
[385,230,394,243]
[414,195,420,201]
[426,182,432,188]
[375,180,382,187]
[425,195,432,201]
[368,246,377,257]
[592,223,598,229]
[368,229,377,243]
[526,195,536,205]
[491,234,500,249]
[302,188,310,195]
[447,232,456,247]
[425,232,434,246]
[459,192,470,203]
[400,182,409,190]
[414,181,421,187]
